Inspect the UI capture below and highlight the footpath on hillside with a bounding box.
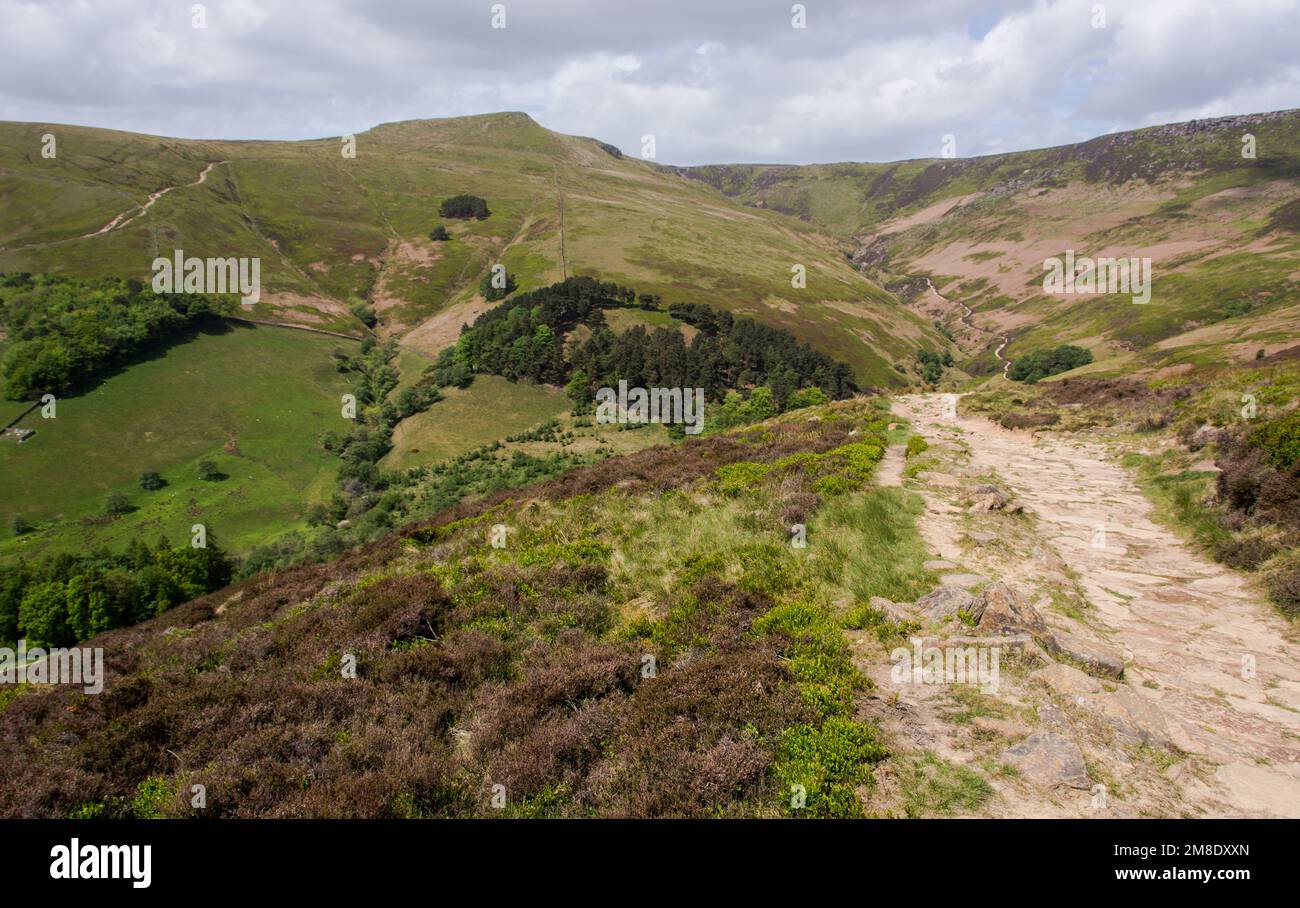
[859,393,1300,818]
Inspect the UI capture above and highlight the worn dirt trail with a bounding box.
[2,161,229,254]
[924,278,1011,378]
[894,393,1300,816]
[83,160,227,237]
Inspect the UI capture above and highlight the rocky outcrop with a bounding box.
[975,582,1048,637]
[1043,630,1125,680]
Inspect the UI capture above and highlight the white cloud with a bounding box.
[0,0,1295,163]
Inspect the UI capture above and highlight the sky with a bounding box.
[1,0,1298,165]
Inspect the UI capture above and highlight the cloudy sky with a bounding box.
[2,0,1298,165]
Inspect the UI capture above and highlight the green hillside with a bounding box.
[0,113,941,387]
[0,323,356,554]
[675,111,1300,380]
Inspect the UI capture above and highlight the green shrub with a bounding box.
[479,269,518,301]
[439,194,490,219]
[517,539,612,569]
[138,470,165,491]
[1248,409,1300,469]
[132,776,174,819]
[754,600,862,717]
[1009,345,1093,383]
[775,716,886,818]
[786,387,830,410]
[905,435,929,458]
[716,461,771,496]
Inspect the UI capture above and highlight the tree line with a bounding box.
[0,273,235,400]
[0,537,234,649]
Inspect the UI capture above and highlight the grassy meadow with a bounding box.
[0,323,357,556]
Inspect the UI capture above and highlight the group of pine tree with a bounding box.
[431,276,858,408]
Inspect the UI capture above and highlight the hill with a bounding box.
[674,110,1300,380]
[0,113,942,388]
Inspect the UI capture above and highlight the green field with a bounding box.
[0,323,358,556]
[382,374,570,470]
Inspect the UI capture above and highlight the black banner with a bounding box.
[3,819,1278,894]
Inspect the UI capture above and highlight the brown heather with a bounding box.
[0,411,860,818]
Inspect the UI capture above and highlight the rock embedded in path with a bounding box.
[1043,630,1125,680]
[1032,663,1103,698]
[975,582,1048,637]
[999,732,1091,790]
[972,715,1032,739]
[939,573,988,589]
[1082,687,1191,752]
[869,596,916,624]
[966,483,1026,515]
[923,559,959,571]
[916,586,982,623]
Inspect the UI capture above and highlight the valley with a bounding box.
[0,107,1297,821]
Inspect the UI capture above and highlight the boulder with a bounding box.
[916,586,982,623]
[1000,732,1091,789]
[976,582,1048,637]
[1187,424,1219,451]
[968,484,1025,514]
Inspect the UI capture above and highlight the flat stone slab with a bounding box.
[1078,687,1193,752]
[1043,630,1125,680]
[940,573,988,589]
[916,586,981,622]
[924,559,960,571]
[1032,663,1103,698]
[869,596,916,624]
[1000,732,1091,790]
